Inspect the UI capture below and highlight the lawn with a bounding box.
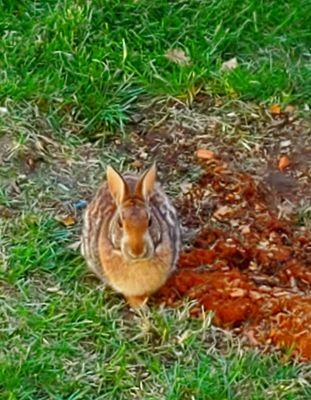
[0,1,311,399]
[0,0,310,131]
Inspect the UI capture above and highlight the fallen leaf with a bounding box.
[196,149,216,160]
[272,290,292,297]
[284,105,295,114]
[221,57,238,71]
[0,205,15,218]
[240,225,251,235]
[180,181,193,193]
[215,98,223,107]
[213,205,232,219]
[269,104,281,115]
[58,215,76,226]
[26,157,37,172]
[132,160,143,168]
[278,155,291,172]
[46,286,61,293]
[273,247,291,262]
[26,157,35,167]
[225,193,236,202]
[249,291,263,300]
[280,140,291,148]
[165,48,191,65]
[67,240,81,250]
[0,107,8,114]
[230,288,247,298]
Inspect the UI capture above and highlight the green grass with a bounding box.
[0,215,310,399]
[0,0,310,131]
[0,2,311,398]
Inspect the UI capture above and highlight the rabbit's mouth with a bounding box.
[122,242,154,262]
[128,255,152,263]
[125,249,154,262]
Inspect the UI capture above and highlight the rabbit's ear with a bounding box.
[136,163,156,200]
[107,165,129,205]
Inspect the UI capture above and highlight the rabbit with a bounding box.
[81,163,181,308]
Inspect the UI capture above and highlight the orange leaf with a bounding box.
[269,104,281,115]
[196,149,216,160]
[59,215,76,226]
[278,155,291,172]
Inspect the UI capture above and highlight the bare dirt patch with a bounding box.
[124,97,311,360]
[155,155,310,360]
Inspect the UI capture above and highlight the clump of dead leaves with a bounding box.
[154,150,311,361]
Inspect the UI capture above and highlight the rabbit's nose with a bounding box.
[128,246,148,260]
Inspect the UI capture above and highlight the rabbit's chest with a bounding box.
[99,247,173,296]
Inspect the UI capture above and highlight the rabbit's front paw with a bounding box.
[126,295,148,309]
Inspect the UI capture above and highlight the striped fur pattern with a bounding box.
[81,165,180,307]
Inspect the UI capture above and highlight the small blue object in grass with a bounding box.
[74,200,88,210]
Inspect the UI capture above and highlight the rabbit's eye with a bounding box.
[117,218,123,228]
[148,217,152,227]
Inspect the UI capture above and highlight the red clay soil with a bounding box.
[154,155,311,361]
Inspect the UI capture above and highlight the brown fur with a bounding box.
[81,164,180,308]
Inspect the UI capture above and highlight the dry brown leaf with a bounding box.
[240,225,251,235]
[215,98,223,107]
[230,288,247,298]
[132,160,143,168]
[269,104,281,115]
[196,148,216,160]
[249,291,264,300]
[26,157,36,172]
[284,105,295,114]
[0,205,15,218]
[213,205,232,219]
[278,155,291,172]
[165,48,191,65]
[221,57,238,71]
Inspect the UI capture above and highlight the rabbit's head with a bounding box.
[107,164,160,261]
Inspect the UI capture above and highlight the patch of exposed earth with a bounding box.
[0,97,310,359]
